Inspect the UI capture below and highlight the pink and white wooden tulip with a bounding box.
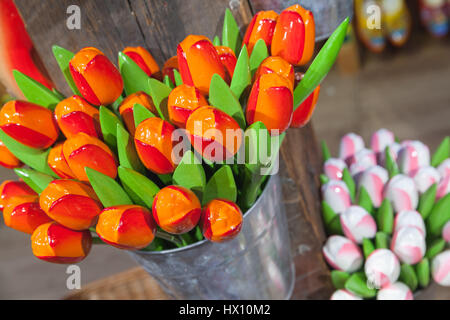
[391,227,426,265]
[322,235,364,273]
[340,206,377,244]
[364,249,400,289]
[432,250,450,287]
[377,282,414,300]
[413,166,440,194]
[359,165,389,208]
[321,180,352,214]
[384,174,419,213]
[394,210,426,236]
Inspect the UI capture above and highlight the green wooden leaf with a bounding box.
[415,258,430,288]
[320,174,330,185]
[13,70,61,110]
[0,129,55,176]
[133,103,156,128]
[163,75,175,89]
[328,215,343,236]
[241,121,271,172]
[85,167,132,207]
[147,78,171,119]
[342,167,355,202]
[358,186,374,214]
[14,168,54,194]
[111,95,124,114]
[426,238,446,259]
[375,231,390,249]
[116,124,145,174]
[209,73,246,128]
[173,150,206,200]
[99,106,123,151]
[173,69,183,87]
[293,17,349,110]
[427,193,450,237]
[321,140,332,161]
[118,166,160,208]
[222,8,242,54]
[213,35,221,46]
[249,39,268,74]
[345,272,377,298]
[418,183,437,220]
[202,165,237,205]
[399,264,418,291]
[322,201,338,226]
[331,270,350,290]
[52,45,80,95]
[377,199,394,235]
[385,146,400,178]
[362,238,375,259]
[230,45,251,99]
[431,136,449,167]
[118,51,151,95]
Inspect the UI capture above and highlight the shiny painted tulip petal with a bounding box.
[202,199,243,242]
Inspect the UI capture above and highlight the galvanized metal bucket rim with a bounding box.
[136,173,276,255]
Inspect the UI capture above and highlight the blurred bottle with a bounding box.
[419,0,449,37]
[354,0,386,53]
[381,0,412,47]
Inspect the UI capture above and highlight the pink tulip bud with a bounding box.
[322,235,364,273]
[443,221,450,244]
[347,148,377,167]
[377,282,413,300]
[384,174,419,213]
[413,166,440,194]
[431,250,450,287]
[394,210,426,236]
[371,128,395,154]
[323,158,347,180]
[349,162,373,182]
[330,289,363,300]
[391,227,426,265]
[397,140,430,176]
[436,175,450,200]
[359,165,389,208]
[341,206,377,244]
[339,133,364,161]
[321,180,351,214]
[437,159,450,178]
[365,249,400,289]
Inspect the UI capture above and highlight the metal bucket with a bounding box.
[129,173,294,300]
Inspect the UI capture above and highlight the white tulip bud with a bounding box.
[391,227,426,265]
[330,289,363,300]
[323,235,364,273]
[397,140,430,176]
[371,128,395,154]
[324,158,347,180]
[365,249,400,289]
[432,250,450,287]
[321,180,352,214]
[394,210,426,236]
[341,206,377,244]
[413,166,441,194]
[359,165,389,207]
[339,133,365,161]
[437,158,450,178]
[384,174,419,213]
[377,282,414,300]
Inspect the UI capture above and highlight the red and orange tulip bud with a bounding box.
[290,85,320,128]
[215,46,237,78]
[96,205,157,250]
[40,179,103,230]
[63,132,117,182]
[177,35,226,94]
[152,186,201,234]
[3,195,52,234]
[242,10,278,55]
[255,56,295,90]
[0,100,58,149]
[47,143,75,179]
[246,73,293,135]
[162,56,179,85]
[118,91,156,135]
[201,199,243,243]
[123,46,161,79]
[186,106,243,162]
[31,222,92,264]
[0,138,22,168]
[69,47,123,106]
[134,117,177,174]
[0,180,36,210]
[271,4,315,66]
[168,84,208,128]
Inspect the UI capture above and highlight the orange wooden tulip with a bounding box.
[54,95,101,139]
[118,91,156,135]
[168,84,208,128]
[162,56,179,85]
[47,143,75,179]
[3,195,52,234]
[63,132,117,182]
[255,56,295,90]
[242,10,278,55]
[0,180,36,210]
[201,199,243,243]
[290,85,320,128]
[0,100,58,149]
[271,4,315,66]
[40,179,103,230]
[31,222,92,264]
[177,35,226,94]
[152,185,201,234]
[0,138,22,168]
[134,117,177,174]
[215,46,237,79]
[123,46,161,79]
[186,106,243,162]
[246,73,293,135]
[69,47,123,106]
[96,205,157,250]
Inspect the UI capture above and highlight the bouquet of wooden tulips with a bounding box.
[0,5,349,264]
[319,130,450,300]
